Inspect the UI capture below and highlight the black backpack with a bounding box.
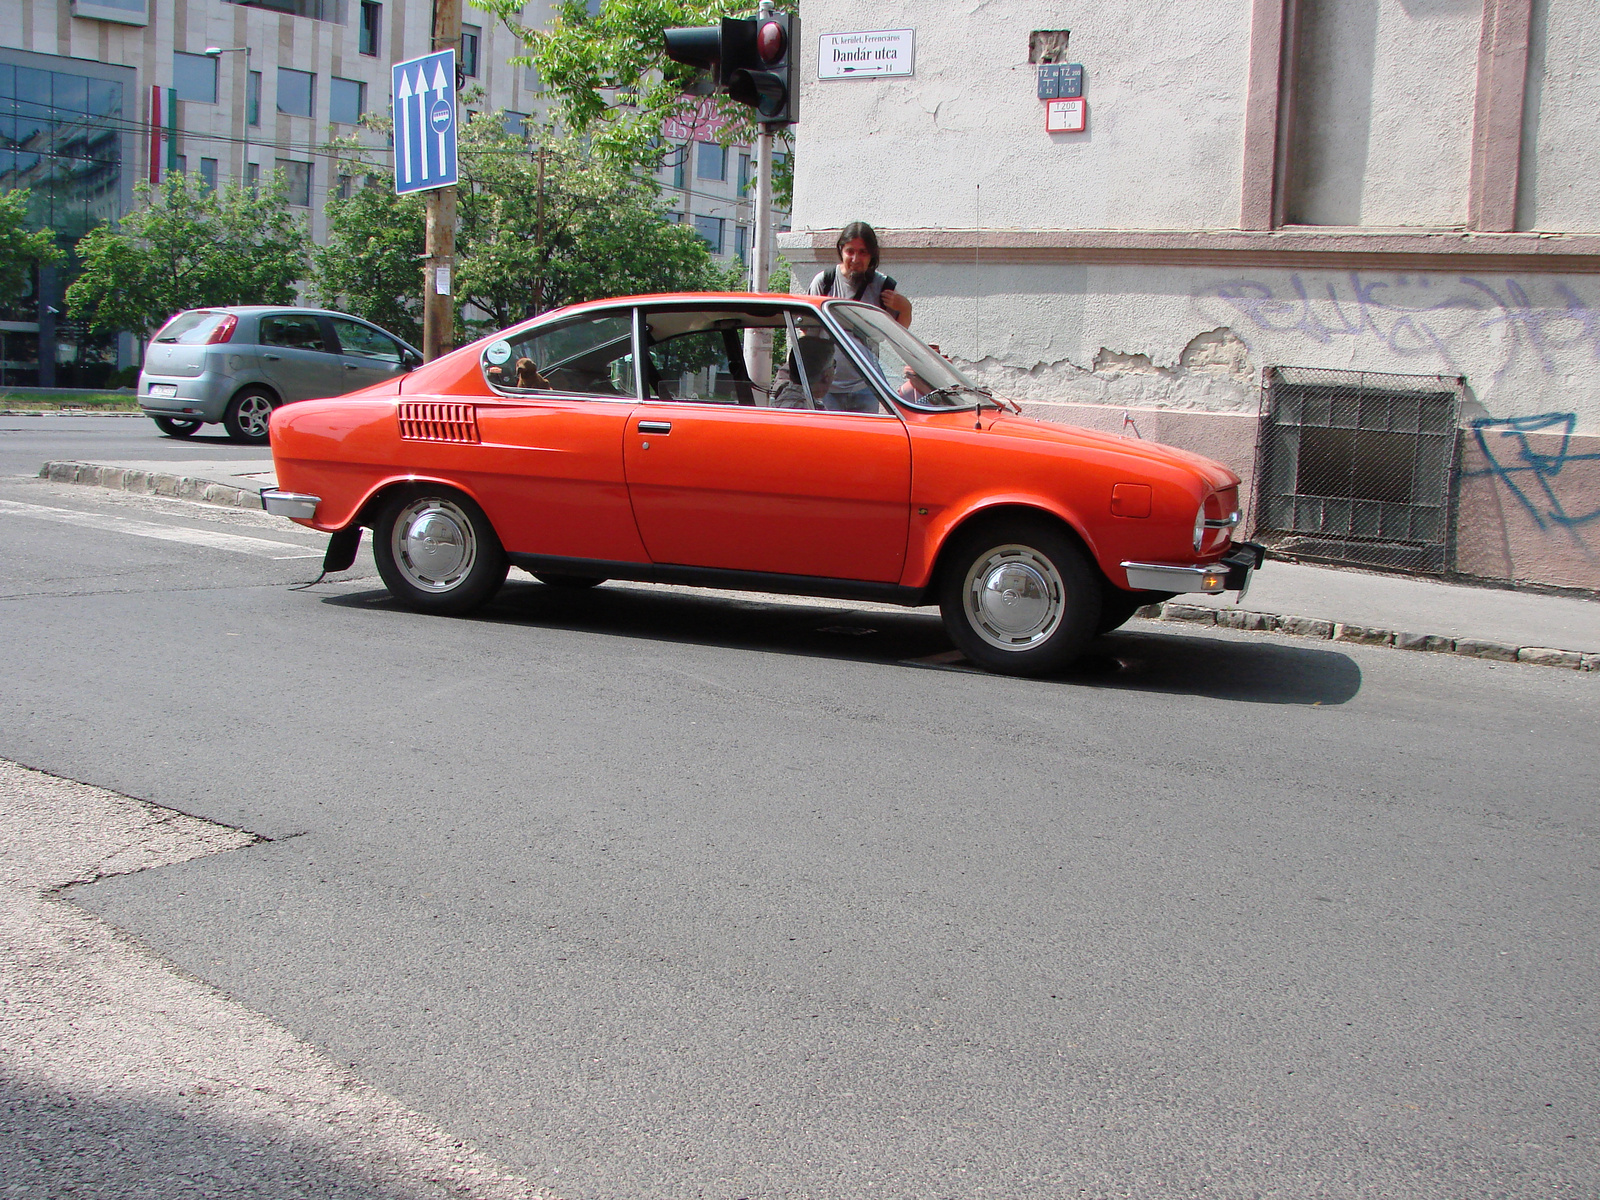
[819,267,895,301]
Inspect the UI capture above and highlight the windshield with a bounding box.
[824,302,986,410]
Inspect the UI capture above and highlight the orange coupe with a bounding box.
[264,292,1260,676]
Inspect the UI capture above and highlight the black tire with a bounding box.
[223,387,278,445]
[152,416,202,439]
[937,518,1102,676]
[533,573,606,589]
[373,487,509,616]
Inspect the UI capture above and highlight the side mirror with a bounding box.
[401,351,421,371]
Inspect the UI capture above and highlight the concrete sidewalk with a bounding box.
[36,456,1600,671]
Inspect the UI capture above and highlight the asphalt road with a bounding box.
[1,426,1596,1199]
[0,412,271,478]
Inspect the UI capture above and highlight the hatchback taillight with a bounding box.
[204,314,238,344]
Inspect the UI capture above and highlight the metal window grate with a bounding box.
[1253,366,1462,574]
[398,401,480,444]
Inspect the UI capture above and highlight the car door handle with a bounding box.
[637,420,672,434]
[344,362,359,370]
[263,353,282,361]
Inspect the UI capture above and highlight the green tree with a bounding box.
[0,189,62,306]
[316,114,735,339]
[473,0,794,204]
[312,180,426,346]
[64,172,308,339]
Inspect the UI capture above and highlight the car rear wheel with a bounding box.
[373,487,508,616]
[533,573,606,589]
[938,519,1101,676]
[152,416,202,439]
[223,388,277,445]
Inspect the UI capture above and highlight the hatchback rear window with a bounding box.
[155,311,229,344]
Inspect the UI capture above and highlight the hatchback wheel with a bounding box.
[938,519,1101,676]
[223,388,277,444]
[373,487,508,616]
[152,416,202,439]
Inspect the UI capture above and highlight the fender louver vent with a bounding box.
[398,401,480,443]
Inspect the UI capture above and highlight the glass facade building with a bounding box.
[0,47,136,386]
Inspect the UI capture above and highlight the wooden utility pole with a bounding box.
[423,0,462,362]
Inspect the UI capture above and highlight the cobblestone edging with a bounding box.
[38,460,264,510]
[3,409,144,417]
[1139,602,1599,672]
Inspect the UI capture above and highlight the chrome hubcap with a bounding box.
[238,395,273,437]
[963,544,1066,651]
[392,498,476,592]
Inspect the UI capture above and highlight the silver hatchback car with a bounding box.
[138,306,422,444]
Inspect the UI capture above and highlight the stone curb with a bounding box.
[1138,603,1598,673]
[3,409,145,417]
[38,460,264,511]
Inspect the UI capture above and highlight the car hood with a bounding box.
[980,412,1240,487]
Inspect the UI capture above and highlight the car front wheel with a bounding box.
[938,519,1101,676]
[152,416,202,438]
[223,388,277,444]
[373,487,508,616]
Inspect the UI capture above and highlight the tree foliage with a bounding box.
[64,173,308,339]
[312,179,426,346]
[0,190,63,306]
[472,0,794,204]
[316,113,737,340]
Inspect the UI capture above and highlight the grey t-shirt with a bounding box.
[808,269,892,392]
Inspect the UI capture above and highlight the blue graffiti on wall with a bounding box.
[1199,273,1600,384]
[1467,412,1600,530]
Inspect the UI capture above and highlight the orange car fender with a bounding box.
[904,491,1102,591]
[300,470,490,534]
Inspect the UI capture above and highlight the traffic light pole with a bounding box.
[743,121,776,388]
[423,0,461,362]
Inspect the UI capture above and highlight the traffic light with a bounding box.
[663,10,800,126]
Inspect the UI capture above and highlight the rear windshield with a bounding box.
[154,311,228,344]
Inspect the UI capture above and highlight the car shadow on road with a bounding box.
[321,578,1362,706]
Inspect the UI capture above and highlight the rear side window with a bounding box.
[259,314,328,352]
[481,313,636,397]
[154,311,228,344]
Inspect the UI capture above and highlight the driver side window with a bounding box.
[480,313,637,398]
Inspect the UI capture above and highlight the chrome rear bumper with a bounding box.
[260,488,320,520]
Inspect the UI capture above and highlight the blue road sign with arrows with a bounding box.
[393,49,457,194]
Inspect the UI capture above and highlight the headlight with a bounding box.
[1193,503,1207,553]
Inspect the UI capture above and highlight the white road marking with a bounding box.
[0,498,322,559]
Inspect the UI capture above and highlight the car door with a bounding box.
[468,309,646,563]
[622,305,911,583]
[255,312,347,401]
[328,315,415,391]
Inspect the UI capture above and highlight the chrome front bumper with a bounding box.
[260,488,321,520]
[1122,543,1265,595]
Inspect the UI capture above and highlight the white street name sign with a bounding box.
[819,29,915,80]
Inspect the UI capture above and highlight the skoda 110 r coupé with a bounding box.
[263,292,1261,676]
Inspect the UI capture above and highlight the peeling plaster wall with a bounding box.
[792,0,1251,231]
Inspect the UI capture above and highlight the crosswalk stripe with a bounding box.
[0,498,322,559]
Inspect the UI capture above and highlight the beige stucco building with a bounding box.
[781,0,1600,592]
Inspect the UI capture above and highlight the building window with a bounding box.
[277,68,315,118]
[672,145,686,189]
[734,224,748,263]
[359,1,380,55]
[737,153,750,195]
[276,158,312,206]
[337,173,352,199]
[692,214,723,254]
[69,0,150,27]
[503,110,528,138]
[245,162,260,193]
[329,77,364,124]
[173,154,187,175]
[695,141,725,181]
[172,52,217,103]
[198,157,217,190]
[460,25,481,77]
[247,70,261,125]
[223,0,343,20]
